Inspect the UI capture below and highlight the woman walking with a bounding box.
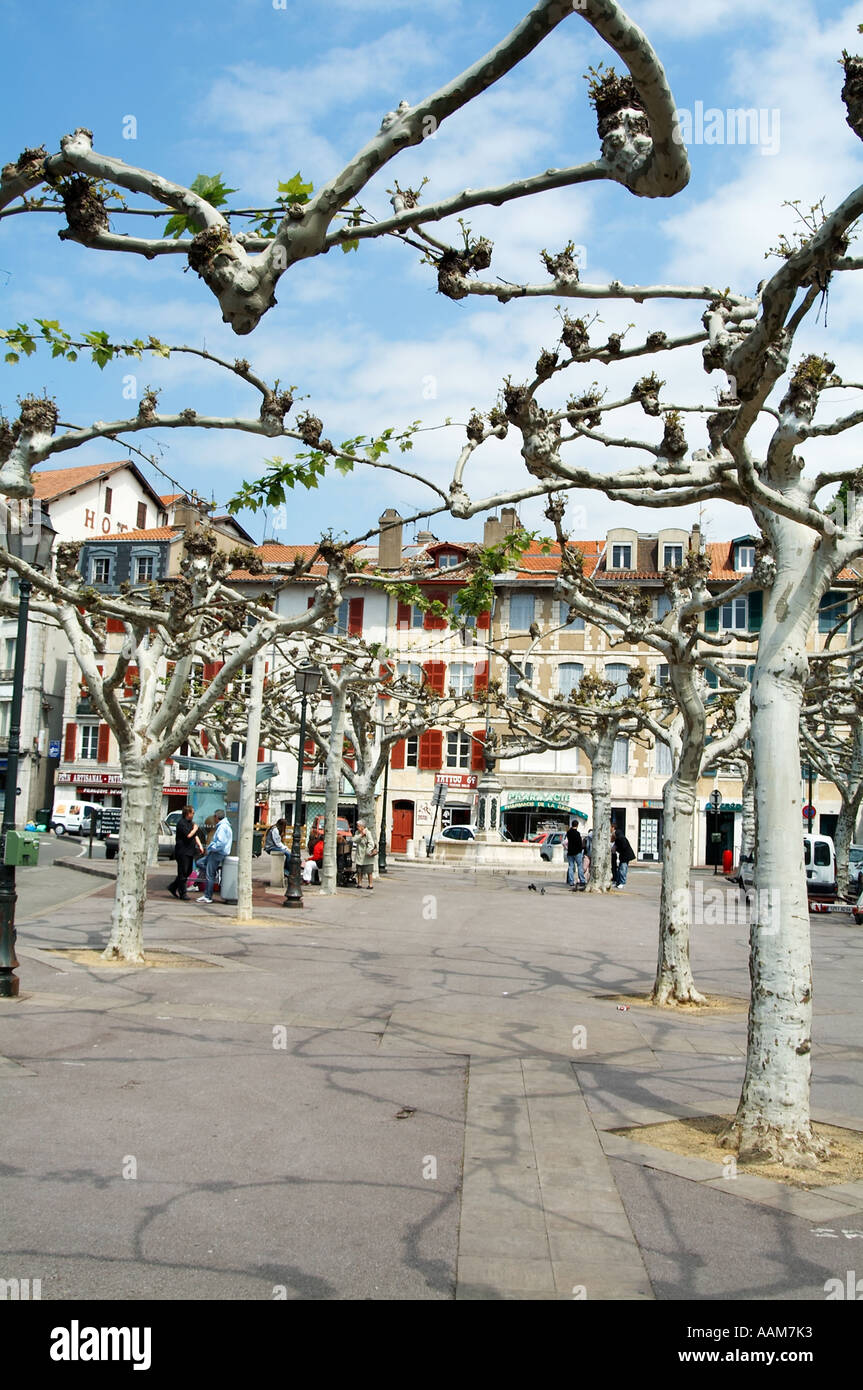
[354,820,377,890]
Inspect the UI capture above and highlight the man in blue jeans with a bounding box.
[611,827,636,888]
[198,809,233,904]
[565,821,586,891]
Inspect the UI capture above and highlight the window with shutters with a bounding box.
[453,595,476,630]
[449,663,474,696]
[405,735,419,768]
[721,596,748,630]
[819,590,849,632]
[509,593,535,629]
[558,662,584,696]
[80,724,99,760]
[418,730,442,770]
[446,732,471,769]
[136,502,147,529]
[132,550,157,584]
[423,662,447,695]
[331,599,349,635]
[736,544,756,571]
[348,597,364,634]
[0,702,10,739]
[397,662,423,685]
[424,594,448,630]
[611,738,629,774]
[555,600,584,631]
[662,545,683,568]
[104,486,112,515]
[654,593,672,619]
[471,730,486,771]
[655,740,673,776]
[656,663,670,686]
[605,663,631,702]
[230,741,246,761]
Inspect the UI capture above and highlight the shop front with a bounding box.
[435,772,477,829]
[637,801,664,862]
[502,789,588,842]
[55,770,123,808]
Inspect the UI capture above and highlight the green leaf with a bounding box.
[189,172,237,208]
[277,172,314,204]
[340,238,359,254]
[4,351,19,363]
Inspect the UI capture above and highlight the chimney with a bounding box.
[173,496,209,531]
[483,514,504,547]
[501,506,520,536]
[690,523,702,554]
[378,509,403,569]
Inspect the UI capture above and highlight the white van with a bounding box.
[50,802,104,836]
[739,835,837,895]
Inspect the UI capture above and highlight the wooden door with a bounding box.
[391,802,414,854]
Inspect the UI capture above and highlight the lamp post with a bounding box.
[710,787,722,876]
[283,664,322,909]
[378,713,394,876]
[0,502,57,997]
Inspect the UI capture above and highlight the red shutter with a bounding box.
[379,662,393,700]
[391,739,406,770]
[64,722,77,761]
[474,661,488,694]
[97,724,110,764]
[124,664,138,696]
[343,739,356,770]
[419,729,443,771]
[348,597,364,635]
[397,601,411,630]
[201,730,209,751]
[303,739,316,768]
[423,661,447,695]
[424,594,447,630]
[307,594,315,609]
[203,661,224,683]
[477,609,491,631]
[106,617,124,634]
[258,745,265,762]
[471,730,486,772]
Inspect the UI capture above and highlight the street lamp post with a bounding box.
[283,665,322,909]
[378,714,394,876]
[710,787,722,876]
[0,503,57,997]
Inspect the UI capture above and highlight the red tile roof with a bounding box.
[99,526,180,542]
[32,460,131,500]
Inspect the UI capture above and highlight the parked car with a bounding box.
[50,801,105,836]
[739,835,837,895]
[439,825,510,842]
[309,815,352,845]
[847,844,863,897]
[539,831,566,861]
[103,813,175,861]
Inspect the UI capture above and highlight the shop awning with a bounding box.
[171,754,277,785]
[503,791,588,820]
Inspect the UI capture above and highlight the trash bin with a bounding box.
[35,808,52,831]
[219,855,239,903]
[723,848,733,876]
[252,831,263,857]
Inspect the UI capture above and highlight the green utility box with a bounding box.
[4,831,41,867]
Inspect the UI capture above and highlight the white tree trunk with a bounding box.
[725,534,828,1166]
[101,762,162,963]
[236,651,265,922]
[320,687,346,896]
[741,763,756,861]
[586,731,615,893]
[653,772,705,1004]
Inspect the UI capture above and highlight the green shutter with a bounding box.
[704,604,720,633]
[749,590,763,632]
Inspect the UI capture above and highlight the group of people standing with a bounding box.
[167,806,233,904]
[564,822,636,890]
[267,817,378,889]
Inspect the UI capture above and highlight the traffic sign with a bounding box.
[802,805,816,821]
[48,740,61,759]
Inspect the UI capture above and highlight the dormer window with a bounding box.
[437,552,460,569]
[90,553,113,586]
[611,544,632,570]
[134,555,154,583]
[736,544,755,571]
[663,544,683,568]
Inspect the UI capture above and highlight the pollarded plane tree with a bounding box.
[0,522,348,962]
[0,2,689,336]
[801,595,863,893]
[546,503,757,1002]
[373,44,863,1163]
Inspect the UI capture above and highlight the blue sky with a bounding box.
[2,0,862,548]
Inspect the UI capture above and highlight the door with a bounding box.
[392,801,414,853]
[638,810,661,861]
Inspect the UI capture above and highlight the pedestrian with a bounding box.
[565,820,586,891]
[303,832,324,884]
[582,828,593,883]
[198,808,233,905]
[167,805,203,900]
[265,818,291,859]
[611,826,636,888]
[353,819,377,890]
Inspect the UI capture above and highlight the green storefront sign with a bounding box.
[504,791,587,820]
